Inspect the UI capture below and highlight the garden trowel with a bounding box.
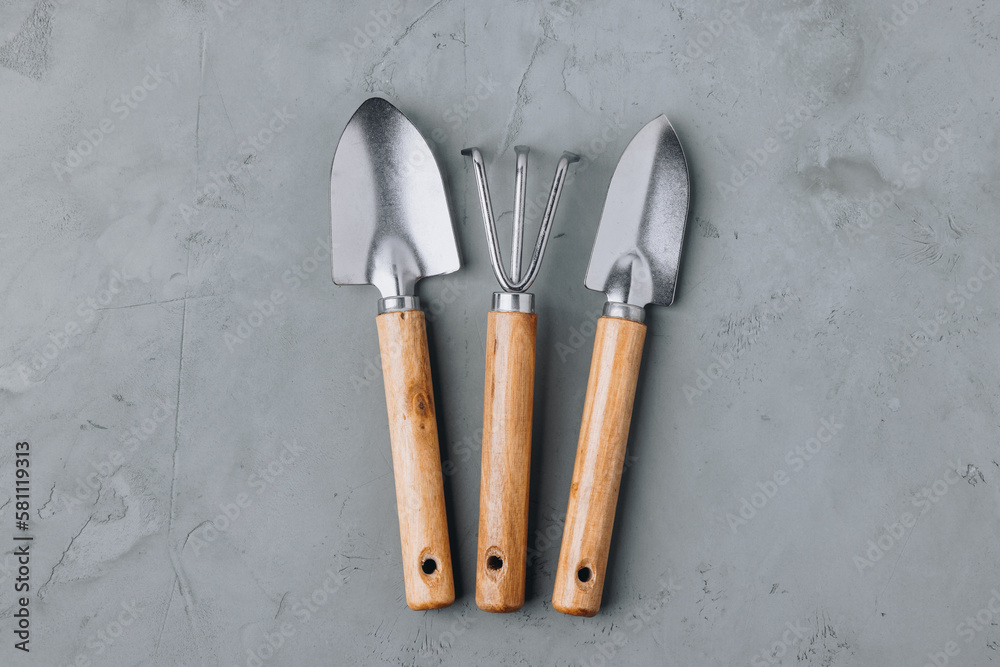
[552,114,691,617]
[330,97,459,610]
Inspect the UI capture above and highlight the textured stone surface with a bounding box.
[2,0,999,664]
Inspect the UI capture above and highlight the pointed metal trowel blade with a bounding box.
[331,97,460,299]
[584,115,690,308]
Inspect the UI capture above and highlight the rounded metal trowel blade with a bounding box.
[331,97,460,299]
[584,115,690,308]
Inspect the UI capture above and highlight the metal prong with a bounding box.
[515,151,580,292]
[462,147,512,292]
[512,146,529,283]
[462,147,579,293]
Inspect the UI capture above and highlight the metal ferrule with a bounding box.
[492,291,534,313]
[378,295,420,314]
[603,301,646,323]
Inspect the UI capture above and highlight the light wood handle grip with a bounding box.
[476,310,537,612]
[552,315,646,617]
[375,310,455,610]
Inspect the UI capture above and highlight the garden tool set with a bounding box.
[329,98,691,616]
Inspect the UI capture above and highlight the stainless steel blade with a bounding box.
[331,97,460,299]
[584,115,690,308]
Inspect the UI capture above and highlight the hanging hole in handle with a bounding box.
[484,546,505,580]
[422,558,438,575]
[575,560,596,588]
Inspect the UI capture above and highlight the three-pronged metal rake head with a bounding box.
[461,145,577,613]
[462,146,579,312]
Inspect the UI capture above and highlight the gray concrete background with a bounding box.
[1,0,999,665]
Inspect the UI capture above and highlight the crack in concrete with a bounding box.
[38,516,93,599]
[497,15,555,156]
[363,0,452,92]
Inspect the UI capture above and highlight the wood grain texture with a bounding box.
[552,316,646,617]
[476,310,537,612]
[375,310,455,610]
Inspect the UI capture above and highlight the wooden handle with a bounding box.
[375,310,455,610]
[476,310,537,612]
[552,315,646,617]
